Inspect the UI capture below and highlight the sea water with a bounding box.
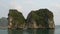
[0,25,60,34]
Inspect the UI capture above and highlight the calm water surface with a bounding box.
[0,26,60,34]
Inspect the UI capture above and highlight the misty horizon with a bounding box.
[0,0,60,25]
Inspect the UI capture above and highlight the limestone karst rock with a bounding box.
[8,9,26,29]
[8,9,55,29]
[0,17,8,29]
[27,9,55,28]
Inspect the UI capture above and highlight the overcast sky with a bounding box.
[0,0,60,25]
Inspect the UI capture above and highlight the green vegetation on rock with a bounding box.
[8,9,55,29]
[27,9,55,28]
[8,9,26,28]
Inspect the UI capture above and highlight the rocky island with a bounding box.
[0,17,8,29]
[8,9,26,29]
[27,9,55,28]
[8,9,55,29]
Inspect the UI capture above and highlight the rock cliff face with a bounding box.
[8,9,55,29]
[27,9,55,28]
[8,9,26,29]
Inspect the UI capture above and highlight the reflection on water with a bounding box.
[8,29,54,34]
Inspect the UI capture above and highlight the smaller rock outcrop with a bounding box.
[0,17,8,29]
[27,9,55,28]
[8,9,26,29]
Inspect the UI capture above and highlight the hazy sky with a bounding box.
[0,0,60,25]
